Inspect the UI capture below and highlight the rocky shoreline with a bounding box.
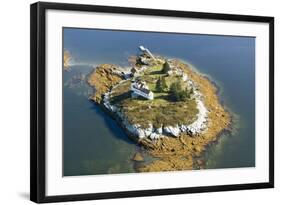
[87,58,231,172]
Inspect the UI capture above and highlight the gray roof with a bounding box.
[132,85,150,94]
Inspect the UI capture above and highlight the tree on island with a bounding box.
[170,81,192,101]
[161,77,168,91]
[189,87,194,95]
[162,60,171,73]
[156,77,168,92]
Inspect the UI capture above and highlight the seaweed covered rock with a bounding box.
[87,64,123,103]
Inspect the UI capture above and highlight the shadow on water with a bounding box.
[65,65,135,145]
[88,101,136,145]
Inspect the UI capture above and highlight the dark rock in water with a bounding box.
[132,152,144,162]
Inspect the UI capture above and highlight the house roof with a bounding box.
[132,85,151,95]
[139,87,150,94]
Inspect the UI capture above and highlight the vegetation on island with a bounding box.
[108,61,198,128]
[155,77,168,92]
[170,81,194,102]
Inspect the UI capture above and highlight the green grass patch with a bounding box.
[118,98,198,128]
[109,81,131,104]
[144,64,163,75]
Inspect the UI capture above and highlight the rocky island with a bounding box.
[87,46,231,172]
[64,50,71,70]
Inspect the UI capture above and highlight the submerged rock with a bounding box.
[132,152,144,162]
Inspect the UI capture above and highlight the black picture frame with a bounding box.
[30,1,274,203]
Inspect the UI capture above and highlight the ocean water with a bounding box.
[63,28,255,176]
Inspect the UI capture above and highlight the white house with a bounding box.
[130,80,154,100]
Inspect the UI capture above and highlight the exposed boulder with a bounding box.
[143,124,153,137]
[149,133,161,140]
[155,127,163,134]
[163,125,180,137]
[180,124,188,132]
